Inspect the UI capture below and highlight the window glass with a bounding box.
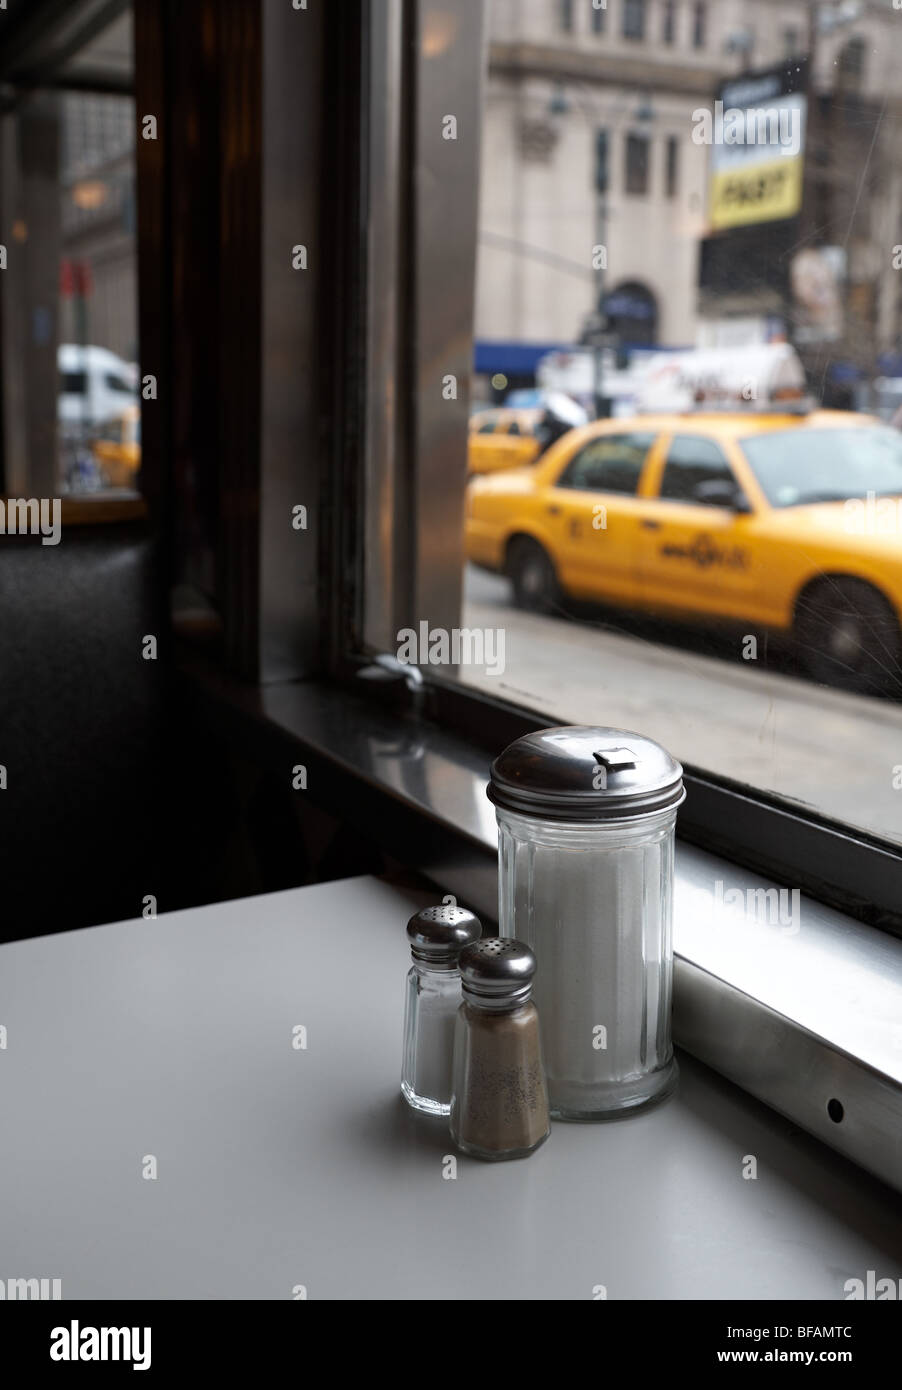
[2,9,138,500]
[557,433,654,495]
[450,1,902,851]
[741,427,902,508]
[666,136,679,198]
[623,0,646,41]
[659,436,738,503]
[625,134,649,196]
[692,1,707,49]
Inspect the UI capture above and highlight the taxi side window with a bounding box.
[659,435,738,503]
[476,419,496,434]
[507,419,521,436]
[556,432,655,495]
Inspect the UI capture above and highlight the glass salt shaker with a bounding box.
[401,905,482,1115]
[450,938,550,1161]
[488,726,685,1121]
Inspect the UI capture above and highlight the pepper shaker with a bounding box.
[401,905,482,1115]
[450,938,550,1161]
[489,726,685,1120]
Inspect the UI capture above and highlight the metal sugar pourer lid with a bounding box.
[458,938,536,1011]
[407,904,482,967]
[487,725,685,822]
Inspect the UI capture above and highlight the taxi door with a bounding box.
[636,432,758,620]
[541,429,660,603]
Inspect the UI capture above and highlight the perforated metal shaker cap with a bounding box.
[487,725,685,823]
[458,937,536,1011]
[406,904,482,967]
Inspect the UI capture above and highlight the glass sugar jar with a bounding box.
[401,904,482,1115]
[488,726,685,1121]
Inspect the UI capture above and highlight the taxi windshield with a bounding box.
[741,426,902,508]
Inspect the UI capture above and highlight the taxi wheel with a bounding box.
[507,537,559,614]
[795,577,902,694]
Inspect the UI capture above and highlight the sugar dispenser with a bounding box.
[488,726,685,1120]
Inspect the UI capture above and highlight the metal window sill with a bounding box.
[182,668,902,1193]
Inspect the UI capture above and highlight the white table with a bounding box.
[1,875,900,1300]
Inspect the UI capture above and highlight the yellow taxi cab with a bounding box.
[468,408,543,475]
[466,409,902,691]
[91,405,141,488]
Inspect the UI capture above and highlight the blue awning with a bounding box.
[474,340,567,375]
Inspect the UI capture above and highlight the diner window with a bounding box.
[0,6,138,503]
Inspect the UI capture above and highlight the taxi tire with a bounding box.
[507,537,560,615]
[794,577,901,694]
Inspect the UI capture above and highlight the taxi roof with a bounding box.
[580,409,879,439]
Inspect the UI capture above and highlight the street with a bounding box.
[462,565,902,846]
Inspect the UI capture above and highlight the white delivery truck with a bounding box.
[633,342,810,414]
[58,344,138,437]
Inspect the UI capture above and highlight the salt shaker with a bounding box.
[401,905,482,1115]
[450,938,550,1161]
[489,726,685,1120]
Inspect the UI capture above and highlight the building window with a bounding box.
[560,0,574,32]
[623,0,646,41]
[625,132,650,195]
[662,0,676,45]
[837,36,866,92]
[692,0,707,49]
[666,135,679,198]
[783,26,800,60]
[591,1,606,35]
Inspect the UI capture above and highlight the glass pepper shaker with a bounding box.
[488,726,685,1121]
[450,938,550,1161]
[401,905,482,1115]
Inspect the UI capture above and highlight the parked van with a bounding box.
[58,344,138,436]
